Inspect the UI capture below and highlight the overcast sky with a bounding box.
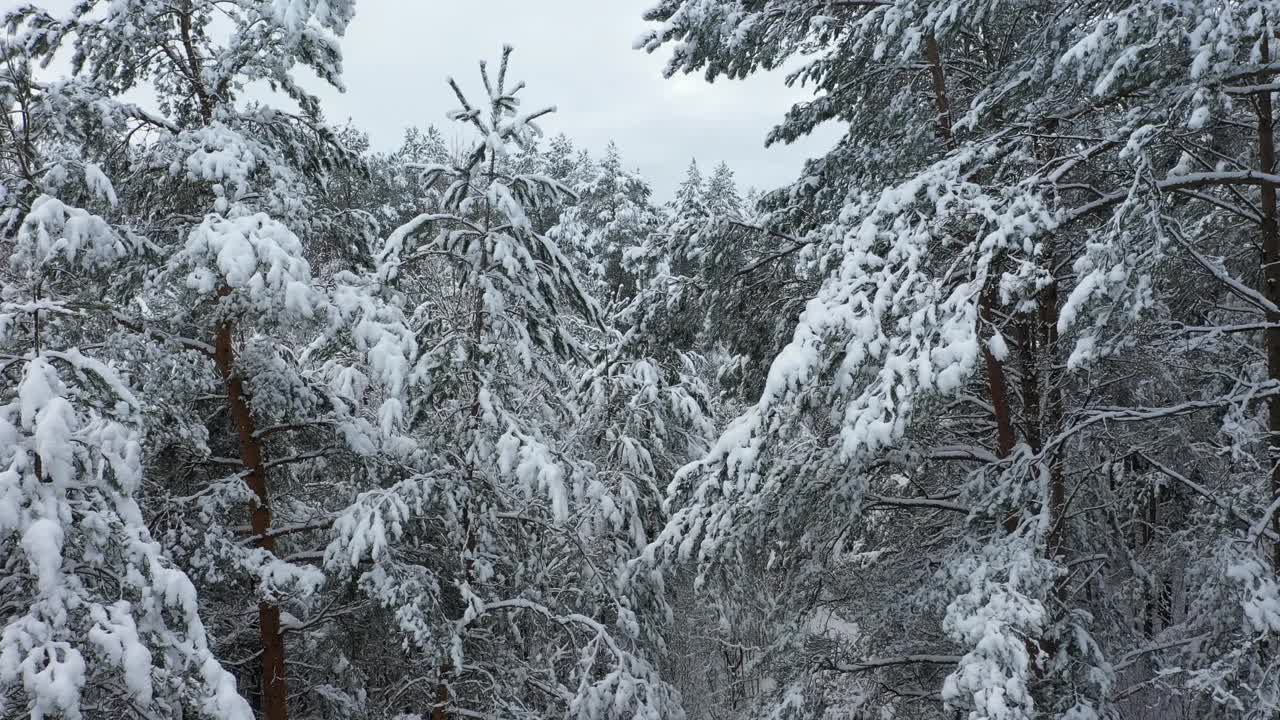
[316,1,844,199]
[6,1,843,199]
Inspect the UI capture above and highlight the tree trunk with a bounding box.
[980,282,1019,534]
[214,287,288,720]
[1039,239,1066,563]
[177,1,215,124]
[925,34,954,146]
[431,661,451,720]
[1258,44,1280,575]
[929,34,1019,529]
[1017,319,1042,455]
[980,289,1018,461]
[181,4,285,715]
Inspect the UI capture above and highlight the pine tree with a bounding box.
[11,1,1280,718]
[639,2,1118,718]
[0,57,253,720]
[551,142,661,302]
[671,160,705,228]
[542,133,581,184]
[639,0,1280,718]
[350,46,683,719]
[2,5,423,720]
[702,161,741,218]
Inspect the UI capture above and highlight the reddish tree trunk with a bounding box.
[214,287,288,720]
[925,34,954,146]
[179,3,286,714]
[980,283,1019,534]
[981,305,1018,460]
[928,34,1019,530]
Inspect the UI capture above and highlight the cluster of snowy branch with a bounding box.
[3,1,1280,720]
[633,0,1280,718]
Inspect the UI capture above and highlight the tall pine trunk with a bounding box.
[183,0,290,708]
[924,35,953,144]
[1040,236,1065,565]
[214,288,288,720]
[431,662,450,720]
[1256,35,1280,576]
[925,34,1019,518]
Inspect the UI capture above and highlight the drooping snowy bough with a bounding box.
[635,0,1280,718]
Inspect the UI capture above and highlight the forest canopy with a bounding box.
[2,2,1280,720]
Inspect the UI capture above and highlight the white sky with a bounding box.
[4,0,844,199]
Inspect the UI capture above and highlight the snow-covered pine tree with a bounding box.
[552,142,662,302]
[0,56,253,720]
[669,159,707,255]
[1028,4,1280,716]
[639,0,1280,717]
[703,161,741,218]
[542,133,582,186]
[564,153,727,711]
[308,123,385,275]
[396,126,452,169]
[2,4,429,720]
[17,0,1280,717]
[614,159,710,365]
[635,1,1118,718]
[524,133,582,234]
[343,46,683,719]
